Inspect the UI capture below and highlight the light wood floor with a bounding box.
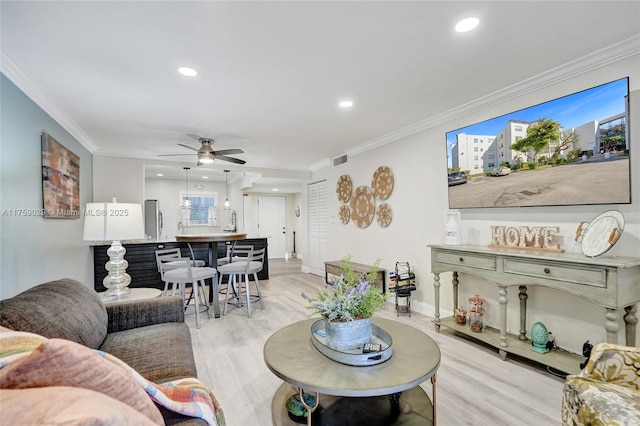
[186,258,565,426]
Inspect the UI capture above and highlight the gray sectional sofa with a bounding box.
[0,278,211,425]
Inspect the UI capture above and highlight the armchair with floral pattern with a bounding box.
[562,342,640,425]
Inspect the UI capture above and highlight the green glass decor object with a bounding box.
[286,392,317,423]
[530,321,550,354]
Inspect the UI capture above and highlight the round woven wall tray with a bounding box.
[336,175,352,202]
[350,186,375,228]
[339,205,350,225]
[371,166,394,200]
[376,203,392,227]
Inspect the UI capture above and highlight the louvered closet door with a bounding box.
[307,180,328,276]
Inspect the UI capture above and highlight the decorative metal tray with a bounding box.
[310,320,393,366]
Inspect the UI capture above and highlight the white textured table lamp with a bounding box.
[83,199,144,298]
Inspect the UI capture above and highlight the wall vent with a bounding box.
[333,154,348,167]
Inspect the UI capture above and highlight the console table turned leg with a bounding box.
[452,272,459,313]
[518,286,528,341]
[433,273,441,331]
[605,309,620,344]
[499,286,508,348]
[624,304,638,347]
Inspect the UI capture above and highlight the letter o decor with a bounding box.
[505,227,520,246]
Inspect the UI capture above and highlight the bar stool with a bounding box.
[218,247,265,318]
[216,244,254,266]
[154,248,205,296]
[157,255,215,329]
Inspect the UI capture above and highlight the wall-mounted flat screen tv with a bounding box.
[446,77,630,209]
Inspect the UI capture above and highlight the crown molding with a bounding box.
[1,51,99,153]
[345,35,640,159]
[310,158,332,172]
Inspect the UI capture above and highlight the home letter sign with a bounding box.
[489,225,563,253]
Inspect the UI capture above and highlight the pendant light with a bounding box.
[223,170,231,210]
[183,167,191,208]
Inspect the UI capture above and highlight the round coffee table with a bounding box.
[264,318,440,425]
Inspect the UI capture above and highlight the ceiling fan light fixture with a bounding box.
[197,151,215,164]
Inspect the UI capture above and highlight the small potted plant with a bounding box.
[302,256,387,351]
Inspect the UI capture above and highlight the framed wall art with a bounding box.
[41,132,80,218]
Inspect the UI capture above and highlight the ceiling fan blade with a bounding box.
[213,149,244,155]
[157,153,193,157]
[177,143,199,152]
[217,155,246,165]
[186,133,202,141]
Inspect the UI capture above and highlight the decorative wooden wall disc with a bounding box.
[371,166,393,200]
[339,205,350,224]
[376,203,392,227]
[350,186,375,228]
[336,175,352,202]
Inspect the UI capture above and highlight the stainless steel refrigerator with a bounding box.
[144,199,163,239]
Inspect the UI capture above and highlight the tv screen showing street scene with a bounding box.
[446,77,631,209]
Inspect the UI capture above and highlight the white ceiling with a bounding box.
[2,1,639,186]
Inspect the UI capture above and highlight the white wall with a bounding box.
[311,55,640,354]
[0,75,94,297]
[93,156,144,203]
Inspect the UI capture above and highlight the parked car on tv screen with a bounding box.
[490,166,512,176]
[448,171,468,186]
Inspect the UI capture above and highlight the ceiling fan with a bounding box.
[158,134,246,166]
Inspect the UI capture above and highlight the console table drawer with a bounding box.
[434,251,496,271]
[503,259,607,288]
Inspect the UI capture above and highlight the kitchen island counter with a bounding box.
[91,236,268,292]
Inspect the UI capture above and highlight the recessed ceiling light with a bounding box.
[272,188,279,192]
[455,17,479,33]
[202,176,208,179]
[156,173,164,177]
[178,66,198,77]
[339,100,354,108]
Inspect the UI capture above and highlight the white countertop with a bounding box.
[89,234,263,246]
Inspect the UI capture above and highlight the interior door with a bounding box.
[258,196,287,259]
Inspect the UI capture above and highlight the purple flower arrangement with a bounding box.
[302,256,386,322]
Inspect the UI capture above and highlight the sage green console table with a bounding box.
[429,244,640,374]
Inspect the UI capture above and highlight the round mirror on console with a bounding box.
[575,210,625,258]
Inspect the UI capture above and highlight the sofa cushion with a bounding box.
[100,322,198,383]
[0,387,159,425]
[0,337,164,424]
[563,376,640,425]
[0,278,107,349]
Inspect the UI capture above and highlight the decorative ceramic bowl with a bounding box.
[286,392,317,423]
